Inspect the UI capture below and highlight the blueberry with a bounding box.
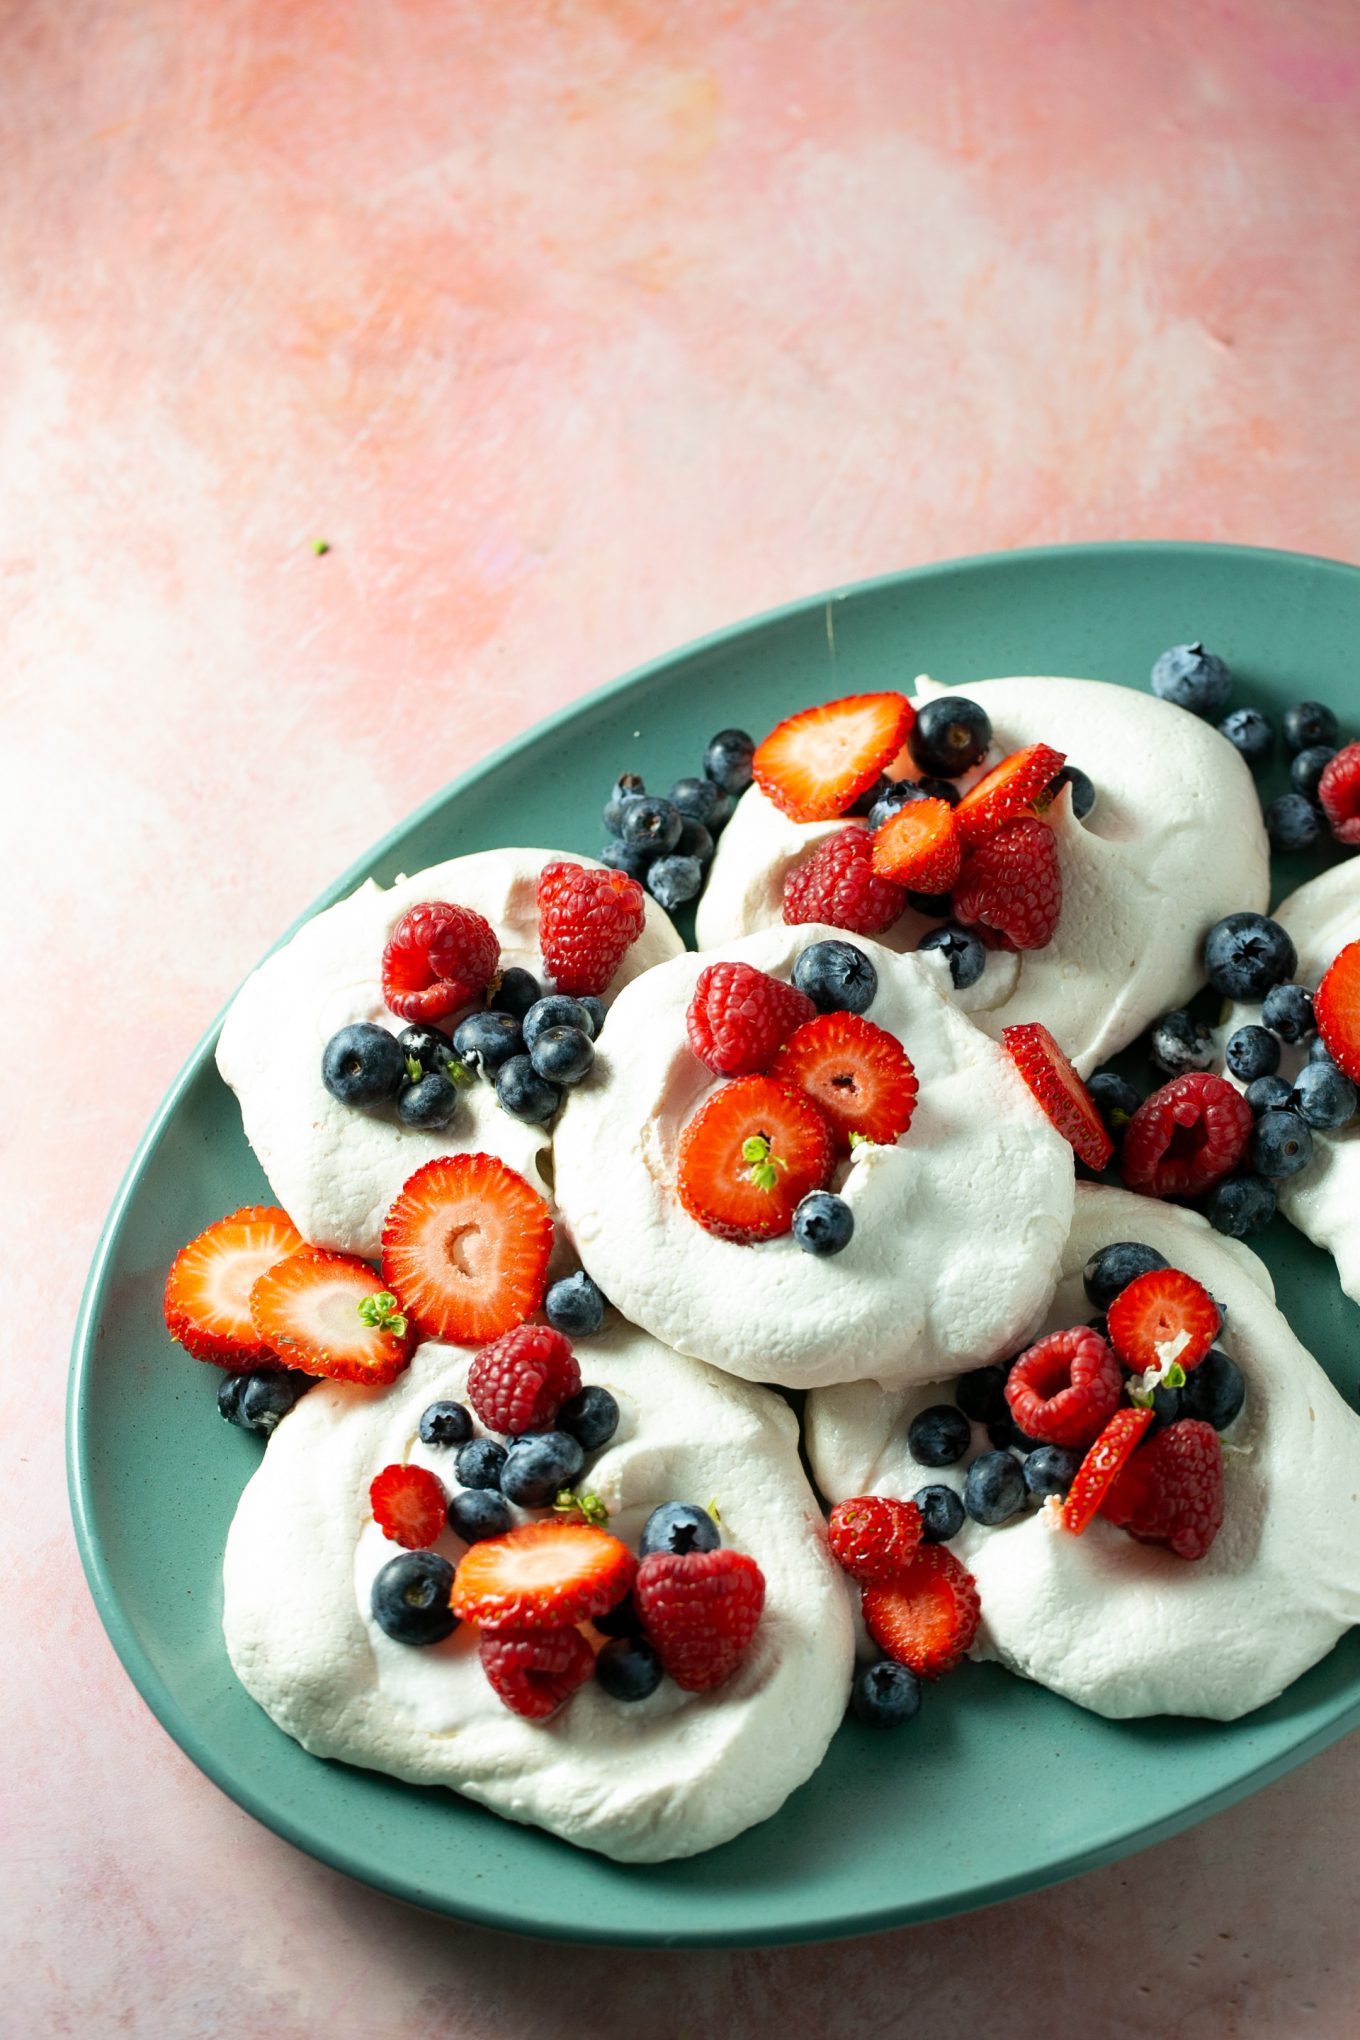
[639,1502,720,1558]
[371,1551,457,1645]
[321,1022,407,1107]
[216,1374,249,1425]
[1262,982,1315,1045]
[595,1636,664,1702]
[500,1430,585,1507]
[557,1384,620,1451]
[850,773,894,818]
[1251,1108,1314,1180]
[706,788,736,833]
[1203,913,1298,1002]
[452,1009,522,1073]
[529,1024,595,1086]
[908,1404,972,1467]
[987,1414,1041,1454]
[793,939,877,1015]
[601,838,656,880]
[676,818,715,866]
[1149,1009,1215,1077]
[454,1437,507,1490]
[1148,1382,1184,1429]
[396,1025,455,1074]
[917,923,986,991]
[396,1070,461,1130]
[954,1364,1010,1426]
[603,772,647,835]
[495,1054,560,1123]
[703,728,755,795]
[1180,1348,1247,1431]
[866,781,930,830]
[1266,793,1321,853]
[1150,642,1233,717]
[219,1367,315,1435]
[578,996,607,1038]
[851,1659,922,1728]
[792,1190,855,1256]
[1291,1060,1359,1131]
[620,795,683,856]
[1218,706,1275,768]
[446,1488,512,1542]
[647,854,704,911]
[1088,1070,1142,1138]
[919,776,962,807]
[1082,1240,1169,1311]
[1309,1034,1338,1065]
[1206,1173,1277,1239]
[490,967,542,1020]
[419,1400,473,1448]
[1291,745,1336,803]
[1282,700,1339,754]
[964,1449,1027,1526]
[1053,763,1096,819]
[1022,1445,1080,1500]
[670,775,721,825]
[909,695,993,777]
[1246,1073,1296,1117]
[913,1484,965,1542]
[1224,1026,1281,1084]
[905,889,954,918]
[593,1591,643,1638]
[523,995,595,1048]
[544,1270,608,1338]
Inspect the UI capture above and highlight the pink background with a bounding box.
[7,1,1360,2030]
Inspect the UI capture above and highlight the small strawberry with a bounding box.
[1314,940,1360,1082]
[870,798,962,894]
[827,1495,923,1585]
[163,1205,304,1370]
[1061,1406,1155,1534]
[1317,742,1360,845]
[380,1153,553,1345]
[1004,1326,1123,1448]
[954,817,1062,951]
[860,1546,980,1679]
[1002,1022,1112,1171]
[1120,1072,1252,1198]
[451,1521,637,1631]
[754,692,915,822]
[955,742,1067,843]
[782,827,907,936]
[381,901,500,1023]
[769,1012,918,1152]
[537,860,646,996]
[479,1627,596,1720]
[1106,1267,1219,1378]
[676,1075,835,1242]
[249,1250,416,1384]
[686,962,815,1076]
[369,1463,448,1549]
[467,1323,581,1436]
[635,1547,766,1691]
[1100,1417,1225,1561]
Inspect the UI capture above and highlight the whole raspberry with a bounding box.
[1101,1417,1225,1560]
[953,816,1062,950]
[480,1626,596,1719]
[466,1323,582,1436]
[686,961,815,1075]
[828,1495,923,1585]
[537,861,647,996]
[635,1547,766,1690]
[1318,741,1360,845]
[1004,1326,1123,1449]
[782,827,907,936]
[381,902,500,1023]
[1121,1072,1253,1198]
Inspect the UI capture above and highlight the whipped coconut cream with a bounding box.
[216,849,683,1258]
[222,1322,854,1863]
[807,1184,1360,1720]
[696,676,1270,1075]
[551,925,1075,1391]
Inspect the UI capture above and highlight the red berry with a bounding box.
[1061,1406,1155,1535]
[369,1463,448,1549]
[870,799,962,894]
[827,1495,923,1585]
[1101,1418,1225,1561]
[861,1545,980,1679]
[1318,742,1360,846]
[452,1521,637,1631]
[1314,940,1360,1082]
[769,1011,919,1152]
[635,1547,766,1691]
[381,901,500,1023]
[754,692,915,822]
[537,860,647,996]
[466,1323,581,1436]
[686,962,816,1076]
[954,817,1062,951]
[676,1074,835,1243]
[380,1153,554,1345]
[955,743,1067,843]
[1105,1267,1219,1377]
[1002,1022,1113,1171]
[249,1249,416,1385]
[479,1627,596,1720]
[1120,1072,1252,1198]
[782,827,907,936]
[163,1205,304,1371]
[1004,1326,1123,1448]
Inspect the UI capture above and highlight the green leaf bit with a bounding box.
[742,1132,788,1195]
[553,1488,610,1526]
[358,1290,408,1336]
[404,1055,424,1083]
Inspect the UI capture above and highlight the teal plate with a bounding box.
[69,542,1360,1946]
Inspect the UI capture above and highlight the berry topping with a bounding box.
[686,961,816,1076]
[1203,912,1297,1002]
[852,1660,923,1728]
[1206,1173,1277,1239]
[639,1502,722,1558]
[704,727,757,795]
[1001,1022,1113,1171]
[447,1488,513,1543]
[1265,793,1321,853]
[1004,1327,1123,1448]
[1282,699,1340,753]
[595,1635,665,1702]
[1250,1107,1314,1180]
[495,1055,560,1123]
[467,1323,582,1436]
[792,1189,855,1255]
[381,902,500,1023]
[1082,1239,1169,1311]
[753,691,914,822]
[1218,706,1275,768]
[1292,1059,1359,1131]
[908,695,993,778]
[480,1626,596,1719]
[490,967,543,1019]
[1150,642,1232,717]
[1224,1025,1281,1084]
[1261,982,1315,1044]
[635,1547,766,1690]
[1060,1406,1155,1534]
[454,1436,507,1490]
[769,1011,918,1152]
[544,1269,609,1338]
[1106,1267,1219,1379]
[617,793,683,856]
[954,743,1067,844]
[248,1251,415,1385]
[908,1404,972,1467]
[500,1430,586,1506]
[1120,1071,1253,1198]
[917,922,986,990]
[648,855,704,911]
[556,1383,620,1451]
[1149,1009,1215,1078]
[528,1025,594,1087]
[369,1463,448,1549]
[963,1450,1027,1525]
[1314,940,1360,1081]
[1087,1070,1142,1142]
[380,1154,554,1345]
[828,1495,924,1585]
[163,1205,305,1370]
[870,799,962,897]
[782,826,908,936]
[217,1367,315,1435]
[676,1075,835,1243]
[860,1545,980,1679]
[419,1401,473,1448]
[1022,1444,1080,1500]
[1051,763,1096,818]
[913,1484,965,1543]
[451,1520,637,1631]
[1291,744,1336,803]
[322,1023,408,1107]
[955,818,1062,951]
[1101,1418,1225,1561]
[792,938,878,1015]
[371,1550,457,1645]
[536,860,647,997]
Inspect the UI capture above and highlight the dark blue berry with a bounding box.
[850,773,894,817]
[1088,1070,1142,1138]
[1203,913,1297,1001]
[1246,1073,1295,1116]
[595,1636,664,1702]
[1148,1382,1184,1429]
[1291,1060,1358,1131]
[1149,1009,1215,1077]
[703,728,755,795]
[707,789,736,832]
[396,1070,461,1130]
[490,967,542,1020]
[579,996,606,1038]
[593,1591,643,1638]
[1022,1445,1080,1500]
[1150,642,1232,717]
[905,889,954,917]
[851,1659,922,1728]
[647,854,704,910]
[529,1025,594,1086]
[1180,1348,1246,1431]
[1206,1173,1276,1239]
[499,1430,585,1507]
[1082,1240,1169,1311]
[909,696,993,777]
[603,772,647,836]
[670,775,721,825]
[676,818,715,866]
[545,1270,608,1338]
[964,1449,1027,1525]
[1251,1108,1314,1180]
[1291,745,1336,803]
[792,1190,854,1256]
[917,922,985,991]
[557,1384,619,1451]
[1218,706,1274,768]
[1266,793,1321,853]
[1309,1034,1337,1065]
[620,795,683,856]
[371,1551,457,1645]
[396,1025,455,1074]
[1224,1026,1280,1083]
[446,1488,512,1542]
[866,780,931,830]
[452,1009,522,1073]
[418,1400,473,1448]
[913,1484,965,1542]
[987,1414,1041,1454]
[219,1367,315,1435]
[454,1437,507,1490]
[793,939,877,1015]
[1262,982,1315,1044]
[1282,700,1339,754]
[523,995,594,1048]
[601,838,656,880]
[321,1022,406,1107]
[908,1404,972,1467]
[494,1054,560,1123]
[1053,763,1096,819]
[954,1364,1009,1426]
[919,776,961,807]
[639,1503,720,1558]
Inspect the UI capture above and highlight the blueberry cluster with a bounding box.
[600,727,755,912]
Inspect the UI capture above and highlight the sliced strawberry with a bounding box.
[380,1153,553,1345]
[451,1520,636,1631]
[370,1463,448,1549]
[1106,1267,1219,1377]
[861,1546,980,1679]
[754,692,914,822]
[955,742,1067,843]
[1061,1406,1154,1534]
[870,798,962,893]
[479,1627,596,1719]
[769,1012,918,1153]
[1002,1022,1112,1171]
[1314,940,1360,1082]
[249,1249,415,1384]
[163,1205,305,1370]
[676,1074,835,1242]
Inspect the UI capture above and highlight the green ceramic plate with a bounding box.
[70,542,1360,1947]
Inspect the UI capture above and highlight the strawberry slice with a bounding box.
[1002,1022,1112,1171]
[861,1546,981,1679]
[754,692,914,822]
[381,1153,553,1345]
[955,742,1067,844]
[480,1627,596,1719]
[1106,1267,1219,1377]
[370,1463,448,1549]
[249,1249,416,1384]
[1061,1406,1154,1534]
[163,1205,305,1370]
[1314,940,1360,1082]
[769,1012,918,1153]
[870,798,963,893]
[451,1520,637,1631]
[676,1074,835,1242]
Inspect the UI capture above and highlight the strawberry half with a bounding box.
[870,798,963,893]
[1314,940,1360,1082]
[479,1627,596,1720]
[1002,1022,1112,1171]
[769,1012,918,1152]
[451,1520,636,1631]
[754,692,914,822]
[1106,1267,1219,1377]
[381,1153,553,1345]
[370,1463,448,1549]
[955,742,1067,843]
[1061,1406,1155,1534]
[861,1546,981,1679]
[676,1075,835,1242]
[163,1205,305,1370]
[249,1249,415,1384]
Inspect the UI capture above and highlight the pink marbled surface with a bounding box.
[6,0,1360,2030]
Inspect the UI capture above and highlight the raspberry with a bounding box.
[479,1626,596,1719]
[827,1495,923,1585]
[953,817,1062,951]
[466,1324,581,1436]
[782,827,907,936]
[1318,742,1360,845]
[686,962,815,1076]
[635,1547,766,1691]
[381,902,500,1023]
[1120,1072,1253,1198]
[1004,1327,1123,1448]
[1101,1418,1225,1561]
[537,860,647,997]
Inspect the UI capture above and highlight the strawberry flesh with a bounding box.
[769,1011,918,1152]
[754,693,914,822]
[381,1153,553,1345]
[1105,1267,1219,1377]
[249,1248,415,1384]
[861,1546,980,1679]
[1061,1406,1155,1534]
[1315,940,1360,1081]
[1002,1022,1112,1171]
[870,798,963,893]
[676,1074,835,1242]
[955,742,1067,843]
[163,1205,304,1370]
[452,1521,637,1631]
